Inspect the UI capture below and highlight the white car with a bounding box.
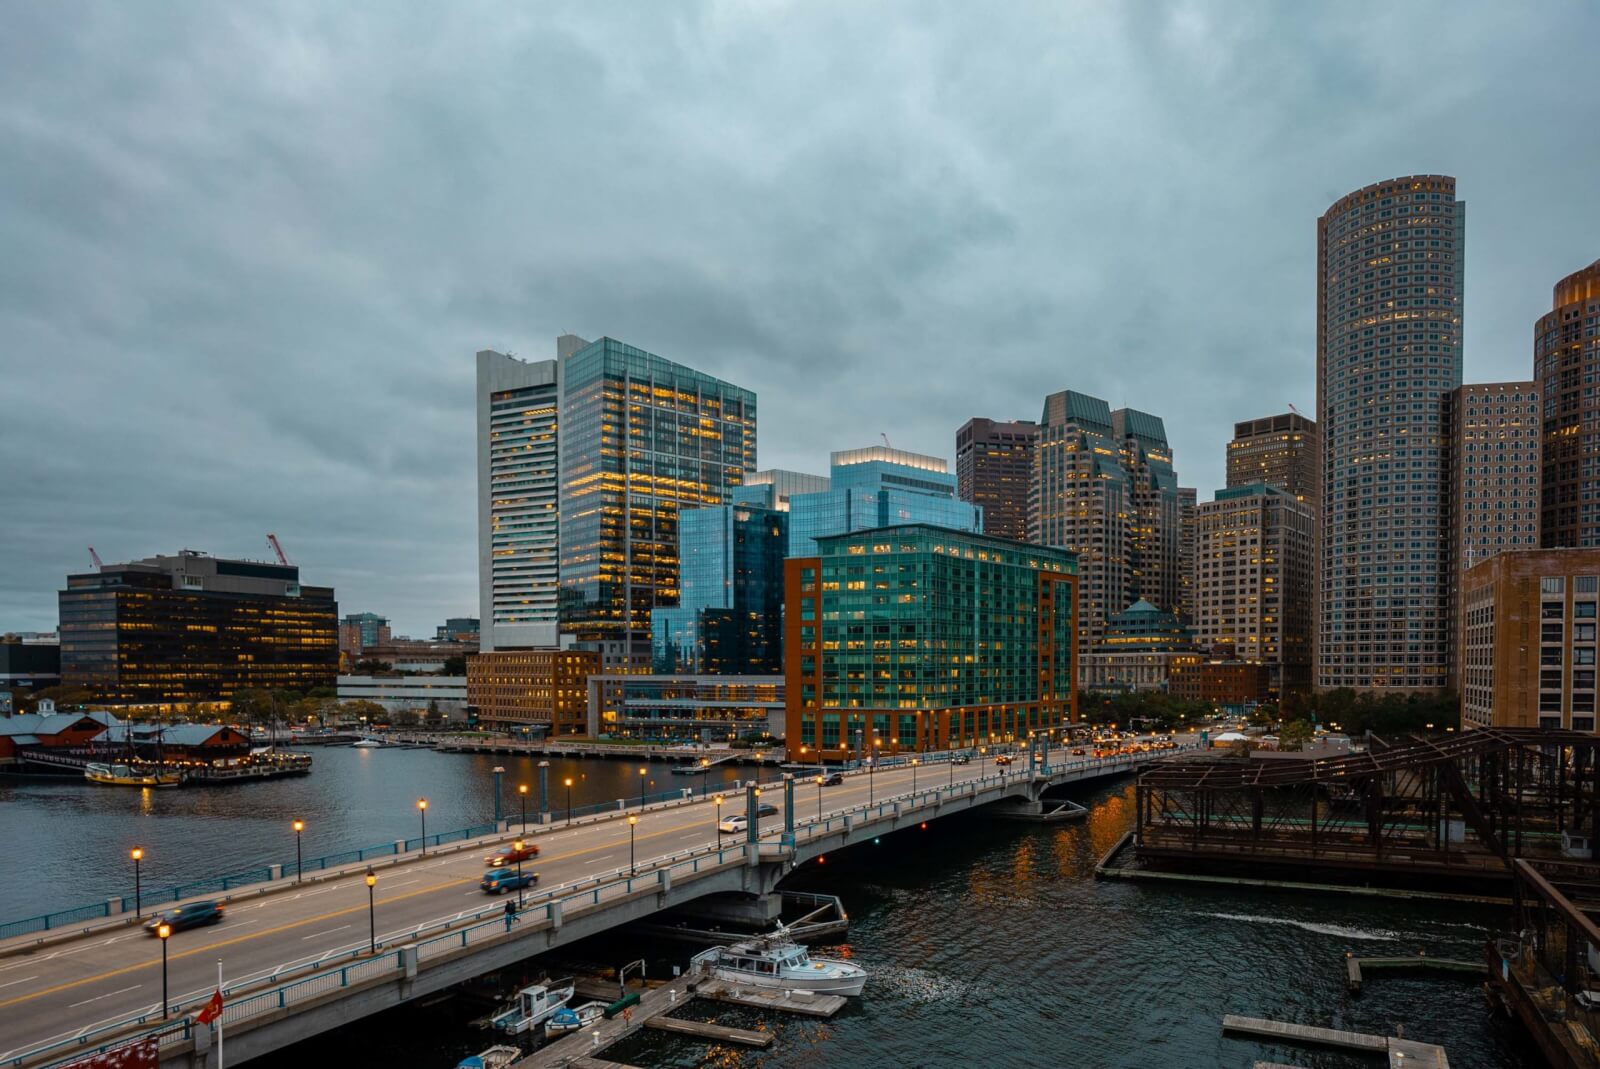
[718,803,778,833]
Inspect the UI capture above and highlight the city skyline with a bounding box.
[5,3,1600,637]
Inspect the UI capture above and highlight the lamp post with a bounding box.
[911,757,919,793]
[714,794,724,851]
[564,777,574,825]
[364,868,376,952]
[814,775,824,821]
[637,766,647,810]
[518,783,529,831]
[627,815,638,873]
[157,923,172,1017]
[869,739,881,804]
[417,798,428,855]
[131,847,144,919]
[752,787,763,837]
[513,839,526,907]
[492,765,505,823]
[292,820,304,882]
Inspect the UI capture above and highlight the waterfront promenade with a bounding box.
[0,743,1178,1067]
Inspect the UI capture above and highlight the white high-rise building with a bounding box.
[477,348,560,651]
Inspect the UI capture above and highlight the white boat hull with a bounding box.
[703,963,867,997]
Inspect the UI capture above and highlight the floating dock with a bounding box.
[643,1015,772,1047]
[1345,953,1486,993]
[1223,1014,1450,1067]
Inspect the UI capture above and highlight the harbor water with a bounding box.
[0,748,1539,1068]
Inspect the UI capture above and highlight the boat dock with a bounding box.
[1344,952,1486,993]
[515,971,845,1068]
[1223,1014,1450,1067]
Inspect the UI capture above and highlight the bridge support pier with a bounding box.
[682,892,782,927]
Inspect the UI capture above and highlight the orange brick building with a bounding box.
[1168,658,1271,708]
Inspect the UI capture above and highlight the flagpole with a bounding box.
[216,958,224,1069]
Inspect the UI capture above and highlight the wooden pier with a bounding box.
[1223,1014,1450,1067]
[644,1015,772,1047]
[1345,952,1486,993]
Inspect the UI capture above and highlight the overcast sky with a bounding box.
[3,1,1597,637]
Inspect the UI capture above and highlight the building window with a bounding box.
[1543,577,1567,595]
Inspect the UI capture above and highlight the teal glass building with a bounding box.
[651,503,786,675]
[785,524,1077,760]
[786,446,982,557]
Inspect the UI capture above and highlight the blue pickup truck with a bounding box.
[480,867,538,895]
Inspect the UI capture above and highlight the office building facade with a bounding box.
[477,348,561,651]
[558,337,757,668]
[466,648,599,735]
[1033,391,1182,655]
[1537,259,1600,549]
[339,612,390,659]
[785,525,1077,760]
[955,417,1037,542]
[732,469,830,513]
[1226,413,1320,503]
[1080,599,1199,694]
[1316,175,1464,691]
[59,550,338,707]
[651,503,786,675]
[786,447,980,558]
[1460,550,1600,731]
[587,674,783,741]
[1177,487,1197,625]
[1194,483,1315,696]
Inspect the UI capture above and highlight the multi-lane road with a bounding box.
[0,740,1188,1060]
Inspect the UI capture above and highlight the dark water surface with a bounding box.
[2,752,1538,1068]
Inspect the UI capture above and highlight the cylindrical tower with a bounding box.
[1537,258,1600,548]
[1315,175,1464,692]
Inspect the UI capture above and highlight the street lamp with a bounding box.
[627,815,638,873]
[364,868,377,952]
[292,820,304,882]
[157,923,172,1017]
[518,783,529,831]
[513,839,526,907]
[564,777,574,825]
[911,757,919,793]
[131,847,144,919]
[492,765,505,823]
[814,775,824,821]
[869,739,881,803]
[752,787,763,837]
[637,766,647,810]
[714,794,725,851]
[417,798,428,855]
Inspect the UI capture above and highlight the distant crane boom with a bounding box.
[266,534,290,566]
[880,432,892,449]
[88,547,103,569]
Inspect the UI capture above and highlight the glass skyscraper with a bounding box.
[787,446,981,558]
[651,503,786,674]
[558,337,757,667]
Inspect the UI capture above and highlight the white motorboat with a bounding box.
[544,1000,607,1037]
[455,1045,520,1069]
[352,738,385,748]
[691,928,867,997]
[489,978,575,1035]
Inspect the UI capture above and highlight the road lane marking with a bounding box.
[69,985,141,1008]
[299,926,350,941]
[0,976,37,989]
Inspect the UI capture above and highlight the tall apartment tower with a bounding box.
[1443,382,1541,691]
[477,349,561,652]
[1537,259,1600,548]
[1034,390,1181,654]
[1316,175,1464,692]
[558,336,757,668]
[1194,484,1316,696]
[1177,487,1197,625]
[955,418,1038,542]
[1226,413,1320,504]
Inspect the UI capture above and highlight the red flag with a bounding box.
[195,989,224,1025]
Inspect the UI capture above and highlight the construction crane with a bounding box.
[266,534,291,566]
[880,432,892,449]
[1287,402,1302,417]
[88,547,103,569]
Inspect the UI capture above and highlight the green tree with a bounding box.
[1278,719,1315,751]
[441,655,467,676]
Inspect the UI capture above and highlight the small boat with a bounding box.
[352,738,385,748]
[671,763,710,775]
[84,763,184,788]
[454,1046,520,1069]
[544,1000,606,1037]
[690,927,867,997]
[490,978,575,1035]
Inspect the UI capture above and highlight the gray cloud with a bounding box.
[2,0,1597,634]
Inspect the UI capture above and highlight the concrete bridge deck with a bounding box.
[0,742,1189,1068]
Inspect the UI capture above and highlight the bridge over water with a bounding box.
[0,741,1178,1069]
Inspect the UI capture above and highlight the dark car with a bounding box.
[951,753,972,765]
[486,843,540,867]
[145,900,224,935]
[822,772,844,786]
[1071,748,1086,756]
[481,867,538,895]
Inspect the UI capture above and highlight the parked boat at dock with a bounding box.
[490,979,574,1035]
[543,1000,606,1037]
[454,1045,520,1069]
[84,762,184,787]
[691,928,868,996]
